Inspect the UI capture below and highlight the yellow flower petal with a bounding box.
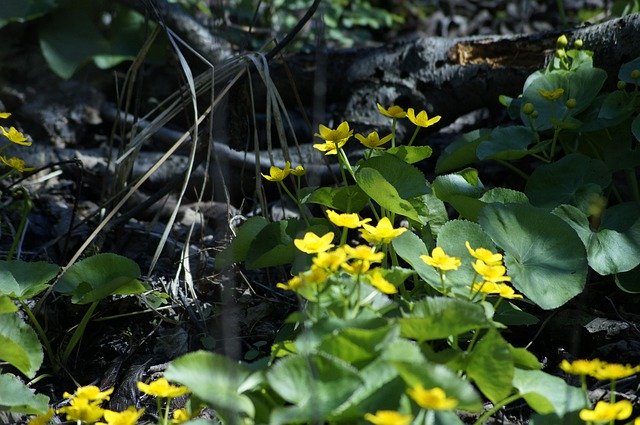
[294,231,335,254]
[364,410,412,425]
[355,131,393,149]
[407,385,458,410]
[1,126,30,146]
[137,378,190,398]
[420,247,461,271]
[360,217,406,244]
[406,108,441,128]
[465,241,502,266]
[376,103,407,119]
[326,209,371,228]
[579,400,633,422]
[261,161,291,182]
[367,268,397,294]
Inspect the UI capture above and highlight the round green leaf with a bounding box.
[616,265,640,293]
[619,57,640,84]
[0,315,43,378]
[466,329,514,403]
[477,126,536,161]
[0,261,59,300]
[479,203,587,309]
[0,373,49,414]
[165,350,256,416]
[436,129,491,174]
[525,153,611,210]
[513,369,587,415]
[554,203,640,275]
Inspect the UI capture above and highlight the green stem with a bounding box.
[338,148,356,182]
[495,159,529,181]
[164,397,172,425]
[7,196,32,261]
[61,301,99,365]
[19,300,58,371]
[472,393,523,425]
[407,127,421,147]
[549,127,560,160]
[339,227,348,246]
[391,119,397,148]
[279,182,309,224]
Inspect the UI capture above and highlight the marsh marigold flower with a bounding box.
[27,409,54,425]
[313,122,352,155]
[1,126,30,146]
[313,247,348,271]
[326,209,371,228]
[0,112,11,119]
[294,231,335,254]
[0,156,34,172]
[64,385,114,402]
[344,245,384,263]
[407,385,458,410]
[406,108,441,128]
[472,260,511,282]
[590,361,639,381]
[538,88,565,101]
[367,269,397,294]
[472,281,522,299]
[137,378,189,398]
[172,408,191,424]
[364,410,412,425]
[291,165,305,176]
[579,400,633,422]
[58,397,105,423]
[377,103,406,119]
[360,217,407,244]
[465,241,502,266]
[355,131,393,149]
[98,407,144,425]
[420,247,461,271]
[559,359,602,376]
[261,161,291,182]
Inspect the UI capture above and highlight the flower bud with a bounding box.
[566,98,577,109]
[631,69,640,80]
[557,35,568,47]
[522,103,535,115]
[574,39,583,49]
[617,81,627,90]
[531,111,539,119]
[555,49,566,59]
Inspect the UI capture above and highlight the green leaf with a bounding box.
[392,232,440,289]
[435,129,491,174]
[494,301,539,326]
[56,253,144,304]
[477,126,536,161]
[0,295,18,314]
[615,264,640,293]
[385,145,433,164]
[302,185,369,213]
[0,314,43,378]
[618,57,640,84]
[480,188,529,204]
[394,361,482,411]
[399,297,490,341]
[0,373,49,414]
[319,325,397,366]
[267,353,362,424]
[215,216,268,269]
[0,0,58,28]
[245,219,331,269]
[165,350,256,417]
[513,369,587,415]
[632,114,640,142]
[525,153,611,210]
[432,168,485,220]
[0,260,59,300]
[479,203,588,309]
[509,346,541,370]
[466,329,513,403]
[356,154,429,223]
[553,203,640,275]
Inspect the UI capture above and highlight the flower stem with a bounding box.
[472,393,523,425]
[19,300,58,371]
[407,127,421,147]
[391,119,397,148]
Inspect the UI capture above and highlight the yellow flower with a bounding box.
[261,161,291,182]
[313,122,352,155]
[364,410,412,425]
[559,359,603,376]
[472,260,511,282]
[538,88,565,101]
[342,259,371,274]
[0,112,11,119]
[1,126,30,146]
[57,397,105,423]
[326,209,371,228]
[276,275,304,291]
[360,217,407,244]
[313,247,348,271]
[0,156,34,172]
[64,385,114,402]
[27,409,54,425]
[294,231,335,254]
[465,241,502,266]
[343,245,384,263]
[291,165,305,176]
[172,408,191,424]
[367,268,397,294]
[98,407,144,425]
[472,282,522,299]
[377,103,407,119]
[355,131,393,149]
[579,400,633,422]
[406,108,441,128]
[420,247,461,271]
[407,385,458,410]
[635,416,640,425]
[590,362,639,381]
[137,378,190,398]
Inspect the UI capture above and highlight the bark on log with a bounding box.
[267,13,640,129]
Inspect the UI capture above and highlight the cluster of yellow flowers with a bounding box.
[0,112,33,173]
[364,385,458,425]
[419,242,521,299]
[560,359,640,423]
[29,378,191,425]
